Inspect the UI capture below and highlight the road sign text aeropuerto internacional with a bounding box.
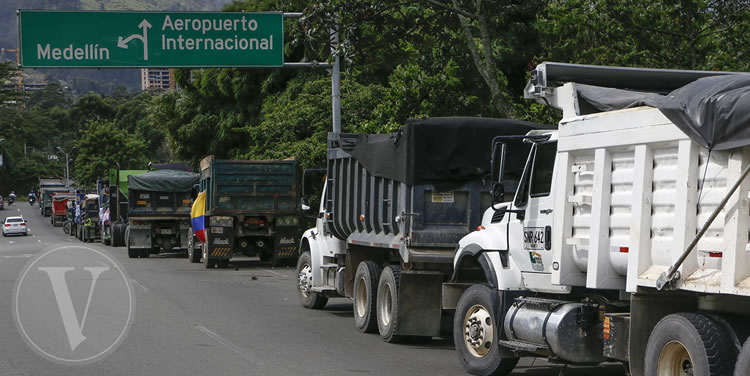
[18,10,283,68]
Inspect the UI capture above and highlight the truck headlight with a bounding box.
[211,216,233,227]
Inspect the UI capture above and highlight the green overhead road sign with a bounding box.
[18,10,284,68]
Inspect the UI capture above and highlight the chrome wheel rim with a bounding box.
[298,263,313,298]
[658,340,693,376]
[379,282,392,327]
[463,304,494,357]
[355,276,367,318]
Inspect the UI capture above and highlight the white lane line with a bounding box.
[131,279,149,293]
[260,268,287,278]
[3,254,33,258]
[195,325,257,364]
[8,241,13,245]
[37,239,42,243]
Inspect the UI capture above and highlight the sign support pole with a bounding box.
[282,12,340,134]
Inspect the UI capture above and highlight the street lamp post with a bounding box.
[56,146,76,187]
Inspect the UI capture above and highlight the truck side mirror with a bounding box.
[301,203,311,211]
[491,141,507,183]
[302,168,326,196]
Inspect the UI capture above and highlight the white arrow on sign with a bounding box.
[117,19,152,61]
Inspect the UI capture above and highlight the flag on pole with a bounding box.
[191,191,206,243]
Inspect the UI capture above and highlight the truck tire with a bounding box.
[296,251,328,309]
[140,249,150,258]
[377,265,402,342]
[735,338,750,376]
[202,244,216,269]
[645,313,735,376]
[188,237,202,263]
[454,285,518,376]
[353,261,381,333]
[114,223,127,247]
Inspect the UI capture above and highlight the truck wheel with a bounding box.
[353,261,381,333]
[202,244,215,269]
[114,223,127,247]
[377,266,402,342]
[188,239,201,263]
[139,249,150,258]
[218,259,229,269]
[645,313,735,376]
[454,285,518,376]
[296,251,328,309]
[127,245,138,258]
[735,337,750,376]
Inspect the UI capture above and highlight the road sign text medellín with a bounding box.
[18,11,284,68]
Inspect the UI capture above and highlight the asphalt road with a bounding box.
[0,203,626,376]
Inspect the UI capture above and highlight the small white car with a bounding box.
[3,216,28,236]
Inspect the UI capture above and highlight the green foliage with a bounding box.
[74,120,148,187]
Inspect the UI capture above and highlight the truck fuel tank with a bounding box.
[503,297,605,364]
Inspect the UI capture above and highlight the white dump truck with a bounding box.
[446,63,750,376]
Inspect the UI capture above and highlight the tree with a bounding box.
[74,120,147,187]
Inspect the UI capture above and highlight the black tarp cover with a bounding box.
[576,75,750,151]
[342,117,551,185]
[128,169,199,192]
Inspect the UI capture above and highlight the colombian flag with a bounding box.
[191,191,207,243]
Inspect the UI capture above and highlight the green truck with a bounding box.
[97,169,148,246]
[126,169,199,258]
[195,156,301,268]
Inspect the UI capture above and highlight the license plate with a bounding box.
[160,229,172,234]
[523,227,546,250]
[211,227,223,234]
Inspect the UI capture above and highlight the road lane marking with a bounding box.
[260,268,287,278]
[195,325,257,364]
[131,280,149,293]
[3,254,34,258]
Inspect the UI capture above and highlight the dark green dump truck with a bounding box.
[195,156,301,268]
[126,169,199,258]
[98,169,147,246]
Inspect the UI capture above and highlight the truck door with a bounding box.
[508,141,557,274]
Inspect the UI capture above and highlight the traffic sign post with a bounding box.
[18,10,284,68]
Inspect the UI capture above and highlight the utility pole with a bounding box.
[56,146,76,187]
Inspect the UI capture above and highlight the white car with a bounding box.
[3,216,28,236]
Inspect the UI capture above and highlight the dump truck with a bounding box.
[195,156,301,268]
[50,191,75,227]
[126,169,199,258]
[97,169,148,246]
[295,117,546,342]
[445,63,750,376]
[38,178,67,216]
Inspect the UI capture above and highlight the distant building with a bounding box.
[140,68,175,91]
[23,82,47,92]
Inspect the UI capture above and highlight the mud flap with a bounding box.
[207,225,233,260]
[273,227,299,263]
[396,270,444,337]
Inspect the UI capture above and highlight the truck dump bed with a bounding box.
[328,117,546,261]
[553,105,750,296]
[127,169,199,218]
[200,156,297,216]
